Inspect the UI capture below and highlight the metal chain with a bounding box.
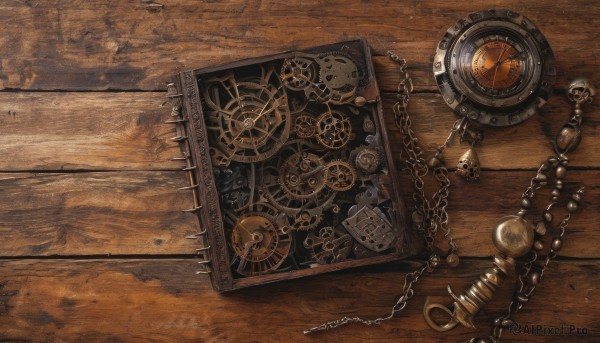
[304,53,457,335]
[303,255,439,334]
[388,51,458,256]
[464,113,586,343]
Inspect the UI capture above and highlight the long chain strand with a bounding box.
[304,53,457,335]
[464,81,592,343]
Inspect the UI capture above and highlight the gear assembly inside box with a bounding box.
[167,39,410,291]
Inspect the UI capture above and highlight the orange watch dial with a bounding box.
[471,41,523,91]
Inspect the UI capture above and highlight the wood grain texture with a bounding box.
[0,172,198,256]
[0,170,597,258]
[0,92,181,171]
[0,0,598,91]
[0,259,597,342]
[1,0,599,341]
[1,92,598,171]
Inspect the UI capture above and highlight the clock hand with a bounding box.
[500,51,520,65]
[491,45,510,91]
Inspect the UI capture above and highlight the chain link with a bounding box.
[388,51,457,256]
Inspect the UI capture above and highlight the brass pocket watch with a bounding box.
[432,9,556,179]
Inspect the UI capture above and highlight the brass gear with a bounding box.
[291,209,323,231]
[315,53,360,104]
[317,54,359,90]
[325,160,356,191]
[355,147,381,173]
[278,152,326,199]
[294,114,317,139]
[203,67,291,165]
[303,226,353,264]
[315,110,352,150]
[231,214,292,276]
[281,57,317,91]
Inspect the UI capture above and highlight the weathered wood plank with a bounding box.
[0,0,597,91]
[0,92,182,171]
[0,259,597,342]
[0,170,597,258]
[0,172,198,256]
[1,91,597,171]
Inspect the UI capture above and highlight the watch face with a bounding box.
[470,40,524,93]
[434,9,556,126]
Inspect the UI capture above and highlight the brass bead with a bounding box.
[547,156,557,163]
[529,271,541,285]
[354,96,367,107]
[428,156,442,168]
[556,125,581,153]
[412,211,423,224]
[552,196,559,203]
[556,165,567,179]
[520,197,531,209]
[551,189,561,197]
[535,173,548,184]
[430,255,440,267]
[555,180,563,190]
[543,211,553,223]
[567,200,579,213]
[502,319,514,327]
[446,253,460,268]
[575,108,583,115]
[535,222,547,236]
[492,215,534,258]
[533,240,544,251]
[572,193,582,203]
[551,237,563,252]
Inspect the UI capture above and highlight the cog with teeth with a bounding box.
[325,160,356,191]
[315,110,352,150]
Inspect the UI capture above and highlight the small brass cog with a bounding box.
[278,152,326,199]
[325,160,356,191]
[315,110,352,150]
[291,209,323,230]
[355,147,381,173]
[294,114,317,139]
[281,57,317,91]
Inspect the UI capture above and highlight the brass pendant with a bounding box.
[455,148,480,181]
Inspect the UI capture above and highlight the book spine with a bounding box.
[166,82,212,275]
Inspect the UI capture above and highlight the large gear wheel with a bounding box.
[317,54,359,90]
[315,110,352,150]
[281,57,317,91]
[231,214,292,276]
[294,114,317,139]
[278,152,326,199]
[325,160,356,191]
[203,68,291,165]
[259,141,336,214]
[315,53,360,104]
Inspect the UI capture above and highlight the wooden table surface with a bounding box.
[1,1,599,342]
